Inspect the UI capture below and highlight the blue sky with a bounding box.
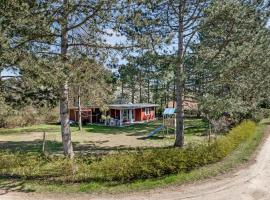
[1,67,20,77]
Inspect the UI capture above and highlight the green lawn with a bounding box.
[0,118,208,155]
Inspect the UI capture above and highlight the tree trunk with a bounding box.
[147,79,150,103]
[155,79,159,104]
[131,85,135,103]
[78,86,82,131]
[121,81,124,103]
[59,0,74,158]
[60,81,74,158]
[174,66,185,147]
[166,82,170,107]
[174,1,185,147]
[139,71,142,103]
[173,78,176,108]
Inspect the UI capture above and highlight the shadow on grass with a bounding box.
[137,136,166,140]
[0,179,35,195]
[0,139,170,155]
[83,121,162,135]
[0,140,64,153]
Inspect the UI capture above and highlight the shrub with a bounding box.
[89,121,256,182]
[210,116,234,134]
[0,106,59,128]
[251,108,270,122]
[0,152,87,182]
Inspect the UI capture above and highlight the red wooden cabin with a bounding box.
[69,103,158,126]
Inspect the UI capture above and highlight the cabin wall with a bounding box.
[70,106,157,124]
[135,109,142,121]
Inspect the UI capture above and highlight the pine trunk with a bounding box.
[174,2,185,147]
[121,82,124,103]
[147,79,150,103]
[78,86,82,131]
[173,78,176,108]
[60,81,74,158]
[131,85,135,103]
[59,0,74,158]
[139,71,142,103]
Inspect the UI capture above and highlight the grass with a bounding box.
[0,118,209,154]
[0,119,267,194]
[0,118,208,136]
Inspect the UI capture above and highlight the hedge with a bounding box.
[0,121,256,183]
[90,121,256,181]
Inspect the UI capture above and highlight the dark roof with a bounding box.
[108,103,159,110]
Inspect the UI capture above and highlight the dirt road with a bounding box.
[1,127,270,200]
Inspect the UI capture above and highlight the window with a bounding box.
[145,108,150,115]
[123,110,128,120]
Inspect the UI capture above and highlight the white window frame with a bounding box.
[145,107,150,115]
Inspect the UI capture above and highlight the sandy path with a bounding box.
[1,127,270,200]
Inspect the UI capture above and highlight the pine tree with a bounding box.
[24,0,141,157]
[121,0,208,147]
[194,0,270,121]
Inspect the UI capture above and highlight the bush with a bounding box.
[0,106,59,128]
[89,121,256,181]
[0,121,257,183]
[251,108,270,122]
[210,116,234,134]
[0,151,90,182]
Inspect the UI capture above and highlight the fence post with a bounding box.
[42,131,46,153]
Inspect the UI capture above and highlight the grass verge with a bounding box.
[0,119,268,194]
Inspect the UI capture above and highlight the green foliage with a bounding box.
[89,121,256,182]
[194,0,270,121]
[69,57,114,107]
[0,106,59,128]
[118,52,175,107]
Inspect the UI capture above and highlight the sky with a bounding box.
[1,68,20,77]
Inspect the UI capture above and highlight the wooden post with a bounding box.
[208,114,211,143]
[162,114,165,136]
[174,114,176,139]
[42,131,46,153]
[119,109,122,127]
[209,121,211,143]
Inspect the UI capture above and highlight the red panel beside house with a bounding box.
[69,109,76,121]
[141,107,155,121]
